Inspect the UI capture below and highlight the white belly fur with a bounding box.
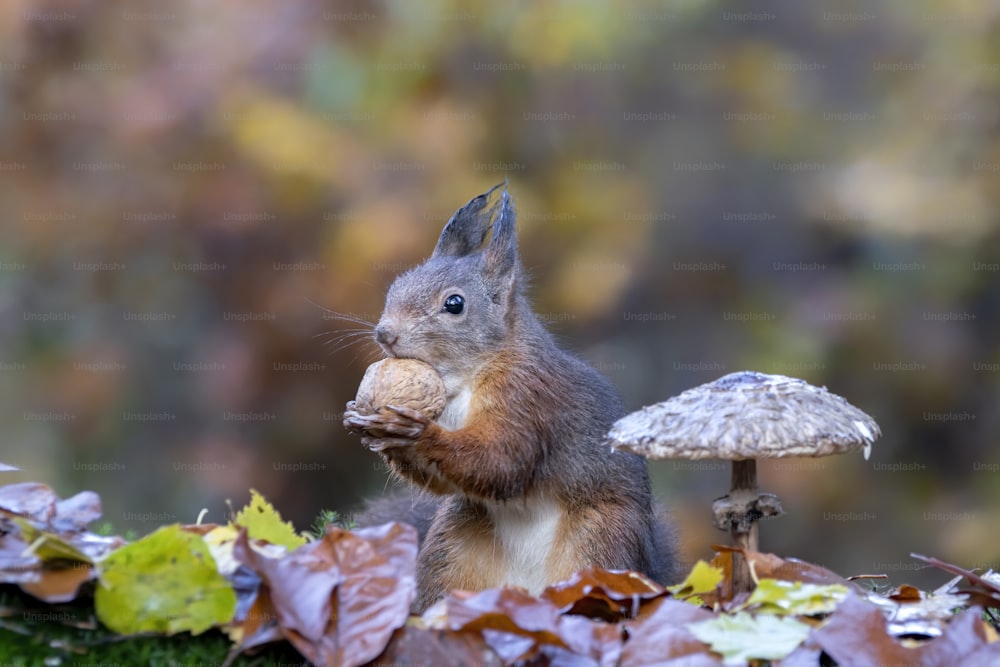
[438,384,472,430]
[487,496,563,594]
[437,381,563,592]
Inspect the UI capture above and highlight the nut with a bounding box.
[355,358,447,420]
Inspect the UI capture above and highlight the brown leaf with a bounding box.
[911,553,1000,595]
[234,522,418,667]
[52,490,103,532]
[910,552,1000,610]
[0,482,59,522]
[621,597,721,666]
[915,606,993,666]
[813,591,991,667]
[962,642,1000,663]
[707,549,733,604]
[370,625,500,666]
[541,568,665,621]
[0,528,37,584]
[813,593,910,666]
[711,546,856,606]
[178,522,222,536]
[0,483,120,602]
[774,644,824,667]
[960,590,1000,611]
[18,564,93,603]
[446,587,623,665]
[740,550,853,586]
[234,584,283,650]
[889,584,923,602]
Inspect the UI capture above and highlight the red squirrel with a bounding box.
[343,184,677,611]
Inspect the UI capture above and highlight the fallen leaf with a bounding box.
[911,553,1000,595]
[910,553,1000,611]
[0,482,59,522]
[740,550,852,585]
[233,489,308,551]
[0,528,39,584]
[541,568,664,620]
[95,524,237,635]
[233,522,417,667]
[774,643,824,667]
[745,579,849,616]
[621,597,721,666]
[14,517,92,562]
[51,490,103,532]
[446,587,623,666]
[890,584,923,602]
[0,483,121,603]
[961,642,1000,663]
[17,564,94,603]
[916,606,994,665]
[666,560,724,601]
[372,625,500,666]
[230,581,283,650]
[686,611,811,666]
[812,591,991,667]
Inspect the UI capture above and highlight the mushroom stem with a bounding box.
[730,459,758,594]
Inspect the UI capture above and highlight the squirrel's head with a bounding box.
[374,183,523,381]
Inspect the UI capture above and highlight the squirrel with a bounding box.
[343,183,678,611]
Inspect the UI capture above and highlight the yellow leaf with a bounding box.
[745,579,849,616]
[668,560,724,599]
[95,525,236,635]
[232,489,308,551]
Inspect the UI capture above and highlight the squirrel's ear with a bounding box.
[432,182,506,258]
[483,185,518,282]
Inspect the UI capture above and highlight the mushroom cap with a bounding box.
[609,371,881,461]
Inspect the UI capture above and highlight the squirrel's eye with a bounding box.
[443,294,465,315]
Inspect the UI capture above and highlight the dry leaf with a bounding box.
[446,587,623,666]
[621,597,721,666]
[372,625,500,666]
[234,522,417,667]
[812,591,991,667]
[541,568,664,621]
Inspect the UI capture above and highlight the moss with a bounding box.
[0,587,307,667]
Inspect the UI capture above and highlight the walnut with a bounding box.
[355,358,447,420]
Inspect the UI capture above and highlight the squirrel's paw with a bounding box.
[359,435,414,452]
[342,401,367,434]
[343,403,429,450]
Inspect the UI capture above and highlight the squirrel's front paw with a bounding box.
[343,403,429,451]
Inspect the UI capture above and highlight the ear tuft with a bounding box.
[432,182,508,258]
[483,185,518,281]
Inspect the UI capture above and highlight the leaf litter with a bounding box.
[1,480,999,666]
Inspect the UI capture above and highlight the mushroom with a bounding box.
[608,371,880,594]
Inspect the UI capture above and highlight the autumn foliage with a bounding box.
[2,481,999,666]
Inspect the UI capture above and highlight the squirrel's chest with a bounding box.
[486,497,569,594]
[437,383,473,430]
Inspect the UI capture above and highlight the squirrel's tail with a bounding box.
[352,488,441,545]
[652,504,685,585]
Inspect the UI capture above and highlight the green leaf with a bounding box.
[667,560,723,599]
[686,612,811,665]
[233,489,308,550]
[14,517,92,563]
[95,525,236,635]
[745,578,849,616]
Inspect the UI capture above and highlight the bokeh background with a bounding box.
[2,0,998,589]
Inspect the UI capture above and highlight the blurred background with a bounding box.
[1,0,998,589]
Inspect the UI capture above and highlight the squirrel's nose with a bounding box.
[374,324,398,349]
